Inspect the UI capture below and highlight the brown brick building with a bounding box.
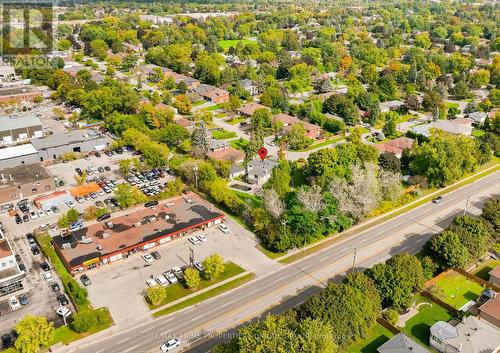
[0,163,54,204]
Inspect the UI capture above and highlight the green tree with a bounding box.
[481,196,500,234]
[119,159,133,176]
[378,152,401,173]
[429,229,471,268]
[15,316,54,353]
[184,267,201,289]
[140,141,170,168]
[115,183,147,209]
[202,253,225,280]
[146,285,166,306]
[382,113,397,138]
[73,170,87,185]
[173,94,192,115]
[264,160,291,197]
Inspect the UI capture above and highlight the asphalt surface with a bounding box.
[58,171,499,353]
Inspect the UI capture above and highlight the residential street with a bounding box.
[54,171,499,353]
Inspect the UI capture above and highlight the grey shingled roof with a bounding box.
[377,333,430,353]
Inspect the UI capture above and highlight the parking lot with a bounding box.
[83,213,274,324]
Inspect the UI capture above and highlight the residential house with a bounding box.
[240,79,258,96]
[173,74,200,90]
[377,333,430,353]
[374,137,414,159]
[490,266,500,286]
[246,158,278,185]
[207,147,244,163]
[174,118,195,130]
[194,84,230,104]
[237,102,270,117]
[0,115,43,145]
[208,139,229,152]
[0,163,54,204]
[479,293,500,328]
[411,119,473,137]
[229,165,245,179]
[272,113,323,139]
[135,64,173,80]
[467,111,487,125]
[430,316,500,353]
[380,100,405,113]
[0,233,26,297]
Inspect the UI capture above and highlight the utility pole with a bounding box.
[193,166,198,191]
[351,248,357,272]
[463,196,470,216]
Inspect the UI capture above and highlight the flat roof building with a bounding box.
[53,193,224,274]
[0,115,43,145]
[0,231,26,297]
[0,143,39,169]
[0,86,42,104]
[0,163,54,204]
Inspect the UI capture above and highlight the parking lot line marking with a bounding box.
[116,338,130,344]
[123,344,139,353]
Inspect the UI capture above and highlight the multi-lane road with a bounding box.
[58,171,499,353]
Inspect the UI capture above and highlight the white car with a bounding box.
[218,224,229,234]
[42,272,53,281]
[164,271,178,284]
[9,296,21,311]
[197,234,208,242]
[56,307,72,318]
[29,211,38,220]
[66,201,75,208]
[155,275,169,287]
[45,208,53,216]
[37,210,45,218]
[160,338,181,352]
[193,261,205,272]
[142,253,154,263]
[146,279,157,287]
[188,236,200,245]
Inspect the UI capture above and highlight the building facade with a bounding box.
[0,116,43,145]
[0,234,25,297]
[0,144,39,169]
[0,164,54,204]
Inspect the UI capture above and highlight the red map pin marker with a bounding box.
[258,147,268,161]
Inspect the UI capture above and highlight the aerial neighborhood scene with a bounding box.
[0,0,499,352]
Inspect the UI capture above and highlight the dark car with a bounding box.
[145,200,159,208]
[75,168,82,175]
[80,274,91,286]
[98,167,104,173]
[15,214,22,224]
[151,251,161,260]
[95,152,101,158]
[18,263,26,272]
[51,283,60,292]
[56,294,69,306]
[19,294,29,306]
[96,213,111,222]
[40,262,50,271]
[22,214,29,223]
[104,166,111,171]
[30,245,40,255]
[1,334,12,348]
[15,254,21,263]
[26,233,35,245]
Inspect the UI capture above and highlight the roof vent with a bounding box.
[134,222,142,228]
[61,242,71,250]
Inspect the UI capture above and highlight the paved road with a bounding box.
[57,171,499,353]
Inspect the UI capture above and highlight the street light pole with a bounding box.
[463,196,470,216]
[352,247,357,272]
[193,166,199,191]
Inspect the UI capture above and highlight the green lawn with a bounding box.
[347,323,394,353]
[153,273,255,318]
[399,294,454,349]
[294,136,344,152]
[232,190,262,208]
[218,38,256,50]
[230,138,250,150]
[256,244,287,259]
[473,259,500,281]
[472,129,486,137]
[147,262,244,310]
[212,129,237,140]
[50,308,112,345]
[428,271,484,309]
[226,116,247,125]
[207,103,223,111]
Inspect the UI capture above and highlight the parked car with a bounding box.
[188,236,200,245]
[151,251,161,260]
[9,296,21,311]
[104,166,111,171]
[80,274,91,286]
[56,294,69,306]
[40,262,50,271]
[30,245,40,255]
[183,196,194,204]
[142,253,154,263]
[45,208,53,215]
[51,283,60,292]
[160,338,181,352]
[218,224,229,234]
[56,307,72,318]
[75,196,84,203]
[42,272,53,281]
[145,200,159,208]
[51,205,60,213]
[1,334,12,348]
[171,266,184,280]
[197,234,208,242]
[29,211,38,220]
[146,279,157,287]
[19,294,29,306]
[164,270,178,284]
[155,275,169,287]
[193,261,205,272]
[15,214,22,224]
[36,210,45,218]
[21,214,29,223]
[96,213,111,221]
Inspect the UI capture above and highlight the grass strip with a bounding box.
[153,273,255,318]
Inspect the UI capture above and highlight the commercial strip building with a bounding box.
[0,86,42,104]
[31,129,112,161]
[0,163,54,204]
[0,115,43,145]
[0,231,26,297]
[53,193,224,274]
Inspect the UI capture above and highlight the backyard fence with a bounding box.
[424,269,452,288]
[420,291,459,316]
[455,268,500,292]
[376,317,401,335]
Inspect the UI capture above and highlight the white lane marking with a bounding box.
[116,338,130,344]
[96,349,104,353]
[141,326,155,333]
[123,344,139,353]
